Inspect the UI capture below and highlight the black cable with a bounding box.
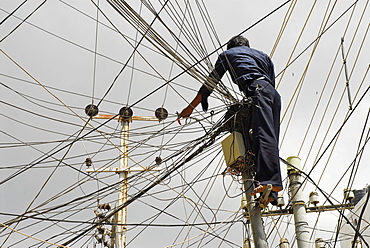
[102,0,293,114]
[0,0,27,25]
[279,157,369,247]
[61,121,225,246]
[306,85,369,183]
[1,211,244,228]
[96,0,171,107]
[0,114,118,185]
[276,0,360,78]
[334,109,370,245]
[0,0,47,43]
[352,189,370,248]
[0,0,364,245]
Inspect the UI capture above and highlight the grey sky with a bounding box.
[1,0,369,247]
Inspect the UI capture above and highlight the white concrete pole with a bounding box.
[116,121,129,248]
[242,170,268,248]
[287,156,310,248]
[86,108,165,247]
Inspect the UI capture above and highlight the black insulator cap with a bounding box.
[98,203,111,210]
[119,107,133,120]
[155,156,162,165]
[85,157,92,167]
[85,104,99,117]
[155,107,168,121]
[95,237,103,243]
[97,226,105,234]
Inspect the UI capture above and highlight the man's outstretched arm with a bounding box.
[178,93,202,118]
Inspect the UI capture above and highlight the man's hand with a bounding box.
[177,94,202,125]
[177,106,193,125]
[178,106,194,118]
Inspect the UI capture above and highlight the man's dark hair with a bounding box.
[227,35,250,49]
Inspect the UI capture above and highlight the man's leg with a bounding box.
[248,80,283,193]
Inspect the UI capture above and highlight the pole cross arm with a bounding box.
[92,114,161,121]
[86,166,162,173]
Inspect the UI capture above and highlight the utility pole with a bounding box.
[241,170,268,248]
[257,157,354,247]
[236,153,355,247]
[286,156,310,248]
[116,120,129,248]
[222,131,267,248]
[85,105,167,248]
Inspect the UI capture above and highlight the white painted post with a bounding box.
[287,156,310,248]
[241,170,268,248]
[86,111,163,248]
[116,121,129,248]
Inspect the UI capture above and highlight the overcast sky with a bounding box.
[1,1,369,247]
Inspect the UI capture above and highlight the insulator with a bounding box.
[85,157,92,167]
[98,203,111,211]
[95,235,103,243]
[94,210,105,218]
[279,238,290,248]
[344,188,355,201]
[286,156,301,174]
[243,238,254,248]
[243,210,249,219]
[155,156,162,165]
[277,194,285,208]
[155,107,168,121]
[85,104,99,117]
[240,196,248,210]
[315,238,325,248]
[352,239,362,248]
[97,226,105,234]
[309,191,320,206]
[119,107,133,121]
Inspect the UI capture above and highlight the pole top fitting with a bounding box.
[119,107,133,122]
[286,156,301,175]
[155,107,168,121]
[85,104,99,117]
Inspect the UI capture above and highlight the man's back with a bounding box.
[215,46,275,87]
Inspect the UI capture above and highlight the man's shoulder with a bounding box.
[221,46,272,63]
[248,47,269,57]
[225,46,265,55]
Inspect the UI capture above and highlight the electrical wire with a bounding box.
[0,0,368,247]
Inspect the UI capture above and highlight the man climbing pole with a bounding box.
[178,35,283,205]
